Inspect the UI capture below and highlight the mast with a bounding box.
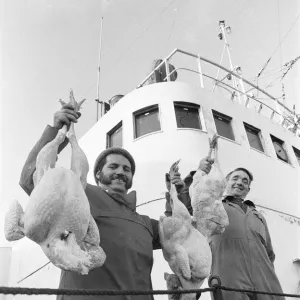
[95,16,104,122]
[213,21,246,104]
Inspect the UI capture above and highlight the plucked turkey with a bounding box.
[190,134,229,242]
[159,160,212,300]
[4,90,106,275]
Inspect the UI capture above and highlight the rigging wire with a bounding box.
[106,0,177,75]
[281,55,300,80]
[167,0,182,40]
[277,0,283,68]
[256,13,300,79]
[248,66,287,81]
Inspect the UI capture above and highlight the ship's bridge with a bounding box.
[77,49,300,299]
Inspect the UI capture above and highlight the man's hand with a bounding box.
[199,156,214,174]
[165,172,185,193]
[53,103,81,130]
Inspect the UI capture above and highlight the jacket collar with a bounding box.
[103,189,137,211]
[222,195,256,208]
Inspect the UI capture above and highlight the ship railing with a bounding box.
[136,48,299,136]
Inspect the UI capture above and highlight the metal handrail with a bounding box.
[136,48,298,133]
[164,67,294,126]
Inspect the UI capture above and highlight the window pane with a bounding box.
[245,127,264,152]
[293,147,300,165]
[175,106,202,129]
[135,109,161,138]
[270,135,289,163]
[213,116,234,140]
[109,126,122,147]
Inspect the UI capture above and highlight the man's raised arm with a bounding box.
[19,104,80,195]
[164,156,214,217]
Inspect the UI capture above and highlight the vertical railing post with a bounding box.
[164,59,170,82]
[245,97,250,108]
[270,111,275,120]
[208,276,224,300]
[197,55,204,88]
[257,103,263,114]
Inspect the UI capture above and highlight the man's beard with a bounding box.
[98,171,132,191]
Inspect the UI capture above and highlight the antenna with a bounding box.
[95,16,104,122]
[213,21,246,104]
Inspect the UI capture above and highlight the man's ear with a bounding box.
[96,170,101,179]
[246,185,251,194]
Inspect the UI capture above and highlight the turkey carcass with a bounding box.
[159,160,212,300]
[190,134,229,242]
[4,90,106,275]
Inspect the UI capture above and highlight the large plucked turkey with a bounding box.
[190,134,229,242]
[4,90,106,275]
[159,160,212,300]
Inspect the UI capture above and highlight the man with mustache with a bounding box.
[165,161,285,300]
[19,103,164,300]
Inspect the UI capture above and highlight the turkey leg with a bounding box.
[68,122,89,190]
[33,125,68,186]
[60,89,88,189]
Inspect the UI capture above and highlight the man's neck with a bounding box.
[98,183,127,198]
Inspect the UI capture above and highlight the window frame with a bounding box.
[292,146,300,166]
[212,110,235,141]
[106,121,123,148]
[270,134,290,164]
[243,122,264,153]
[133,104,162,139]
[173,101,203,130]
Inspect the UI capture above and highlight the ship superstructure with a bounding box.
[1,45,299,300]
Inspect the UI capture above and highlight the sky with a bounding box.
[0,0,299,255]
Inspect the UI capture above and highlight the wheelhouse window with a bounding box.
[244,123,264,152]
[293,147,300,165]
[212,110,235,141]
[134,104,161,138]
[174,102,202,130]
[270,135,289,163]
[107,122,122,148]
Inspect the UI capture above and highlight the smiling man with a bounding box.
[212,168,285,300]
[165,165,285,300]
[19,103,163,300]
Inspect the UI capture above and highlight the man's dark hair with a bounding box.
[226,168,253,184]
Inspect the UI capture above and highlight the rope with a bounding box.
[0,286,213,296]
[219,285,300,298]
[1,285,300,298]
